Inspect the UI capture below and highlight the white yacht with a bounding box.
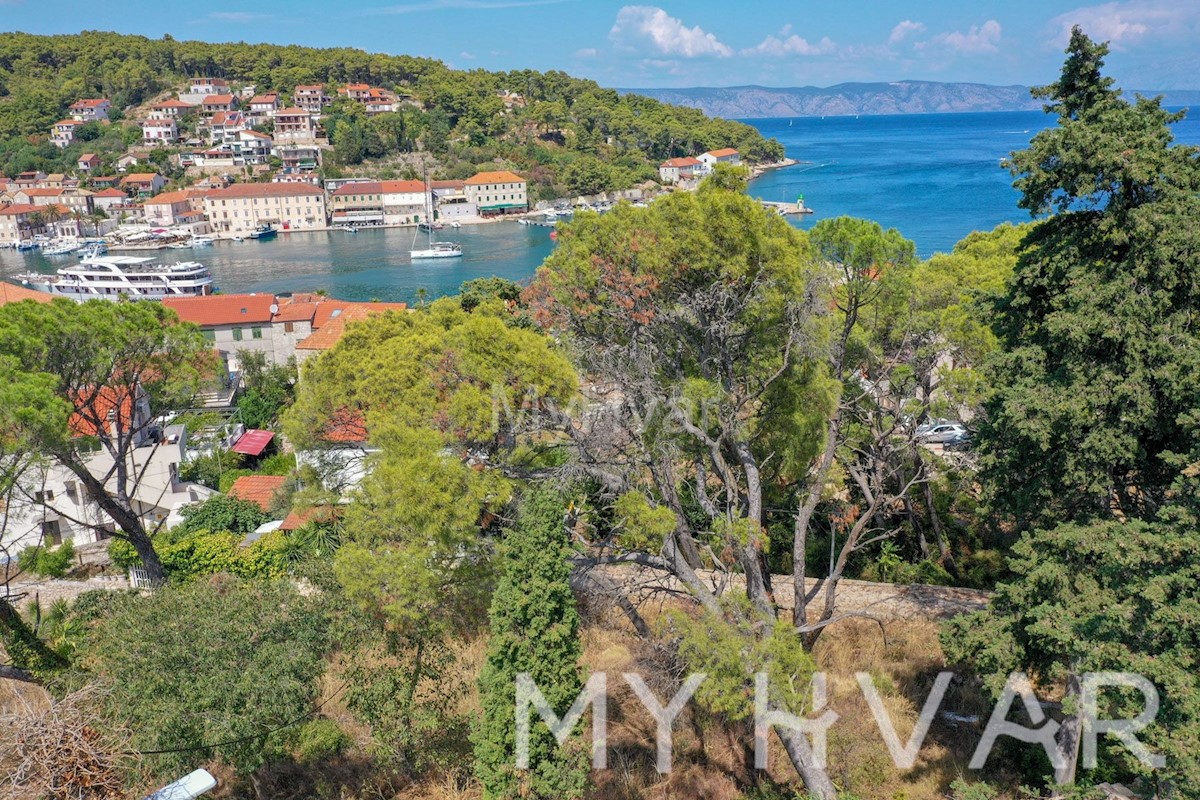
[410,176,462,260]
[16,255,215,301]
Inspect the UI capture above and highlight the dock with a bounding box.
[760,200,814,217]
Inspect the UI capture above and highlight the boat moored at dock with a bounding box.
[15,255,215,301]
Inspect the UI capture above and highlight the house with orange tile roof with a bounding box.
[203,182,327,236]
[91,187,129,213]
[244,93,279,125]
[0,203,74,246]
[0,402,216,554]
[293,84,329,114]
[141,117,179,144]
[272,107,317,143]
[77,153,101,172]
[163,293,278,374]
[50,118,84,149]
[201,93,239,116]
[190,77,230,95]
[293,301,408,363]
[150,97,197,118]
[143,189,207,227]
[329,181,384,226]
[69,98,111,122]
[380,179,429,226]
[227,474,287,513]
[119,172,166,199]
[464,170,528,216]
[659,156,702,184]
[697,147,740,173]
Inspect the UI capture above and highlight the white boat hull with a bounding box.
[410,248,463,259]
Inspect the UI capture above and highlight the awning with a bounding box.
[231,429,275,456]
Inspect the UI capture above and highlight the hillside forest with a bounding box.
[0,31,785,199]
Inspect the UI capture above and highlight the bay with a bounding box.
[748,109,1200,257]
[2,108,1198,301]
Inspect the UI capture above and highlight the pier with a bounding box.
[760,199,814,216]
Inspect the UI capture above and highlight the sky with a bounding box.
[2,0,1197,89]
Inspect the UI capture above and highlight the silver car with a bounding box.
[917,423,968,443]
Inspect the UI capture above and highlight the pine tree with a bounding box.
[473,487,589,800]
[979,27,1200,527]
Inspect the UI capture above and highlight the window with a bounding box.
[284,321,294,333]
[34,489,54,502]
[232,328,244,342]
[42,519,62,545]
[252,327,263,340]
[202,329,215,342]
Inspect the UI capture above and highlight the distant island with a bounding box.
[621,81,1200,118]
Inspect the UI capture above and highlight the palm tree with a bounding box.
[416,287,428,307]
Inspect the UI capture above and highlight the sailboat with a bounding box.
[409,179,462,260]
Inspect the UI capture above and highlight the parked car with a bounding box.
[942,431,971,451]
[917,423,968,443]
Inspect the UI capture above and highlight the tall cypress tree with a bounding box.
[979,27,1200,528]
[473,487,589,799]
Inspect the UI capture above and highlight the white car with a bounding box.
[917,423,968,443]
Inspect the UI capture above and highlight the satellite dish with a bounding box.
[269,303,279,315]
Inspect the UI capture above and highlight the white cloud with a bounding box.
[919,20,1002,55]
[1047,1,1199,49]
[609,6,733,58]
[575,47,599,58]
[459,51,476,59]
[743,31,837,57]
[888,20,926,45]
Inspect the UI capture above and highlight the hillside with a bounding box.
[0,31,785,198]
[622,80,1200,119]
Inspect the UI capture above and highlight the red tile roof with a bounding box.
[295,84,325,91]
[430,180,465,190]
[341,83,370,92]
[319,408,369,443]
[661,156,701,167]
[0,282,53,305]
[248,94,278,105]
[227,474,286,511]
[296,303,407,351]
[68,385,135,439]
[205,183,322,199]
[21,187,64,197]
[153,98,195,109]
[465,170,525,185]
[380,179,426,194]
[705,147,739,158]
[272,301,319,323]
[0,204,40,216]
[120,173,161,185]
[93,188,127,198]
[79,153,99,161]
[202,94,236,106]
[331,182,382,197]
[144,190,195,206]
[70,98,109,108]
[162,293,276,326]
[274,107,311,116]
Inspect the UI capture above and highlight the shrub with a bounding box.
[293,718,350,764]
[17,540,75,578]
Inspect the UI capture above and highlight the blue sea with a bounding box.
[3,108,1197,302]
[747,109,1200,257]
